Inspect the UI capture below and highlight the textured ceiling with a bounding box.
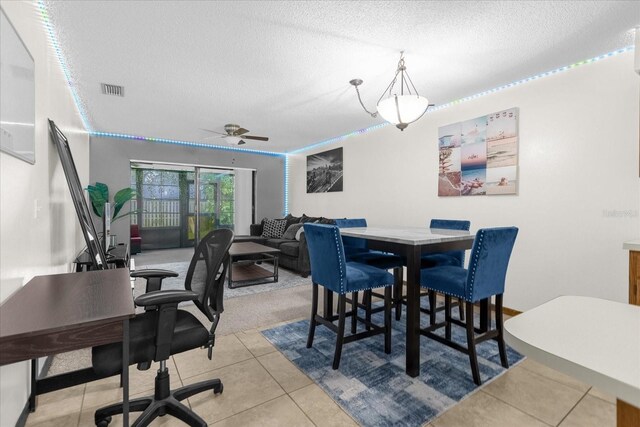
[46,1,639,153]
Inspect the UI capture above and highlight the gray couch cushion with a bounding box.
[265,239,292,249]
[279,242,300,257]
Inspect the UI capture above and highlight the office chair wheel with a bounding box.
[214,383,224,395]
[95,416,111,427]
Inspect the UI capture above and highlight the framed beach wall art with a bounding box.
[438,108,518,196]
[306,147,343,193]
[0,7,35,164]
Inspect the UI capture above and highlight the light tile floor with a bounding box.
[26,323,617,427]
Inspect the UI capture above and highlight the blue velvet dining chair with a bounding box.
[396,219,471,322]
[334,218,404,333]
[304,223,395,369]
[420,227,518,385]
[423,219,471,323]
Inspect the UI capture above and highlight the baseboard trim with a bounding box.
[502,306,522,317]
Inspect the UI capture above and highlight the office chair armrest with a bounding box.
[130,269,179,279]
[135,290,198,307]
[131,269,180,293]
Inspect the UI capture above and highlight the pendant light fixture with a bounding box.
[350,51,433,131]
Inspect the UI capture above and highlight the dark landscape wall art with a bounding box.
[438,108,518,197]
[307,147,343,193]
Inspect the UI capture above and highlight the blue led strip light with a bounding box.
[90,131,285,157]
[290,45,635,154]
[283,155,289,215]
[288,122,389,155]
[430,45,635,112]
[38,0,92,131]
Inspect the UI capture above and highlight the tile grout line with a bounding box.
[518,362,592,394]
[482,366,588,426]
[252,350,317,426]
[554,391,590,427]
[478,389,555,427]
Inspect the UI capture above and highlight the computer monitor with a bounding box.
[49,119,108,269]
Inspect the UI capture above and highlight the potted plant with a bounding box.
[87,182,137,225]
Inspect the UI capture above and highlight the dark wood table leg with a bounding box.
[29,359,37,411]
[405,245,421,377]
[122,318,129,426]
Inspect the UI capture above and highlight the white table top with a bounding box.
[505,296,640,407]
[339,226,473,246]
[623,239,640,251]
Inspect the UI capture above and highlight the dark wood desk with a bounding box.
[339,227,475,377]
[0,269,135,425]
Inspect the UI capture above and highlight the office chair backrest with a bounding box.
[430,219,471,266]
[184,228,234,320]
[304,223,348,294]
[334,218,368,250]
[465,227,518,302]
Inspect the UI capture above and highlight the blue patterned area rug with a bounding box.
[261,307,523,427]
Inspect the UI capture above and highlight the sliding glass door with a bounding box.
[131,163,244,250]
[188,169,234,246]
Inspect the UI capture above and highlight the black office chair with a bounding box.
[91,228,234,427]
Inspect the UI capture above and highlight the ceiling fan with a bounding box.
[200,124,269,145]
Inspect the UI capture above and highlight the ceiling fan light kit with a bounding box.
[350,51,433,131]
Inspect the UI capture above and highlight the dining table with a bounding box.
[335,226,476,377]
[505,296,640,427]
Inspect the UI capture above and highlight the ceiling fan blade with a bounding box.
[242,135,269,141]
[238,140,246,145]
[234,127,250,136]
[199,128,226,135]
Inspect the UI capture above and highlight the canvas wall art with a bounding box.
[307,147,343,193]
[438,108,518,196]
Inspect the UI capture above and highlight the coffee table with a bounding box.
[227,242,280,289]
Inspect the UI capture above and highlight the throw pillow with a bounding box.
[261,218,287,238]
[295,227,305,241]
[282,223,304,240]
[284,213,302,228]
[301,214,321,223]
[318,217,336,225]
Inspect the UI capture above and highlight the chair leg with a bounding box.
[393,267,403,321]
[458,297,465,321]
[465,301,482,385]
[444,295,452,340]
[165,397,207,427]
[307,283,319,348]
[351,292,358,334]
[495,294,509,368]
[384,286,392,354]
[365,290,372,331]
[333,294,347,370]
[173,378,223,401]
[429,291,437,325]
[95,396,152,425]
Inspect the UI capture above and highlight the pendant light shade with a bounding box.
[350,52,433,131]
[376,94,431,130]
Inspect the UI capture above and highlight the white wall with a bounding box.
[0,1,90,425]
[290,52,640,312]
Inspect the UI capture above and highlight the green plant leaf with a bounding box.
[112,188,136,220]
[87,184,107,217]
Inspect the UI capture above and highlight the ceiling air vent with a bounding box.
[101,83,124,97]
